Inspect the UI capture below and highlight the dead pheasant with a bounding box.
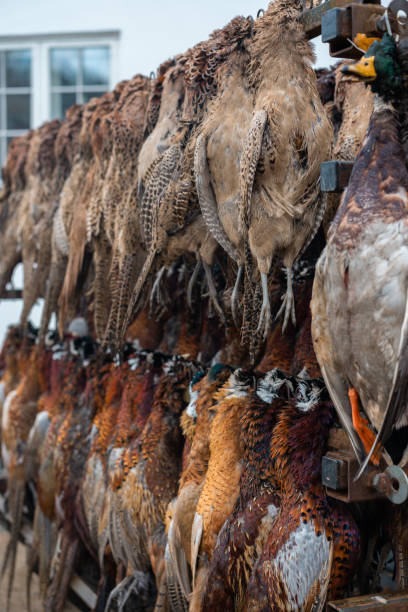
[43,334,96,611]
[189,368,254,611]
[201,369,292,611]
[0,131,33,294]
[25,337,75,601]
[57,92,120,338]
[94,76,150,345]
[165,364,231,602]
[107,355,197,611]
[1,340,50,610]
[123,18,255,340]
[246,380,360,610]
[19,119,63,327]
[39,104,84,338]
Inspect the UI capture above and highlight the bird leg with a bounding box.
[150,265,166,309]
[105,574,140,612]
[256,272,271,339]
[203,261,225,324]
[187,260,202,310]
[231,265,243,328]
[275,266,296,332]
[348,388,381,465]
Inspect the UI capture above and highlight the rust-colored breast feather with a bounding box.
[180,368,231,489]
[202,392,284,611]
[196,386,246,557]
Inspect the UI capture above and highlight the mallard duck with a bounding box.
[311,32,408,476]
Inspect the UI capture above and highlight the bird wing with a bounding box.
[355,288,408,479]
[320,363,365,464]
[194,133,240,263]
[165,552,189,611]
[190,511,203,589]
[238,109,267,234]
[140,144,181,250]
[167,518,192,597]
[123,146,181,336]
[309,540,334,612]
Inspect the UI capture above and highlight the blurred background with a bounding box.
[0,0,332,343]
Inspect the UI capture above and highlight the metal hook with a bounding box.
[257,8,265,18]
[246,15,255,38]
[385,8,393,36]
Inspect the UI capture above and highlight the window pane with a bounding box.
[50,48,79,86]
[6,50,31,87]
[82,46,110,86]
[6,94,31,129]
[51,92,76,119]
[82,90,106,104]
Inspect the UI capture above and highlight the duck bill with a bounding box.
[341,56,376,81]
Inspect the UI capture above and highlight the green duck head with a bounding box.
[342,33,403,101]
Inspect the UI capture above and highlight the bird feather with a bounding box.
[191,512,203,589]
[195,133,240,263]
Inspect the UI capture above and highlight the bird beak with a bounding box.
[341,56,376,81]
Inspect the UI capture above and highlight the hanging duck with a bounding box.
[311,31,408,476]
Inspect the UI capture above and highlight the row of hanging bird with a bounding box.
[0,0,335,360]
[1,0,408,609]
[0,312,365,612]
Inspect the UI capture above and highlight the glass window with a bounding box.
[6,50,31,87]
[50,48,79,86]
[6,94,31,129]
[0,49,32,171]
[82,47,109,85]
[51,92,76,118]
[50,45,110,119]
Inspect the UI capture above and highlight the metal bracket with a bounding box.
[322,450,408,504]
[300,0,366,40]
[320,160,354,192]
[301,0,408,51]
[322,3,386,58]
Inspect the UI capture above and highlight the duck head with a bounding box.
[342,33,403,101]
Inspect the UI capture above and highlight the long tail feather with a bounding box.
[44,533,79,612]
[238,109,267,235]
[194,133,240,263]
[39,254,67,339]
[0,479,25,612]
[122,249,156,342]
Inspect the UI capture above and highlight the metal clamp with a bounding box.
[322,450,408,504]
[372,465,408,504]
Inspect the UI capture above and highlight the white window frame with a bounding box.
[0,31,120,130]
[0,44,34,167]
